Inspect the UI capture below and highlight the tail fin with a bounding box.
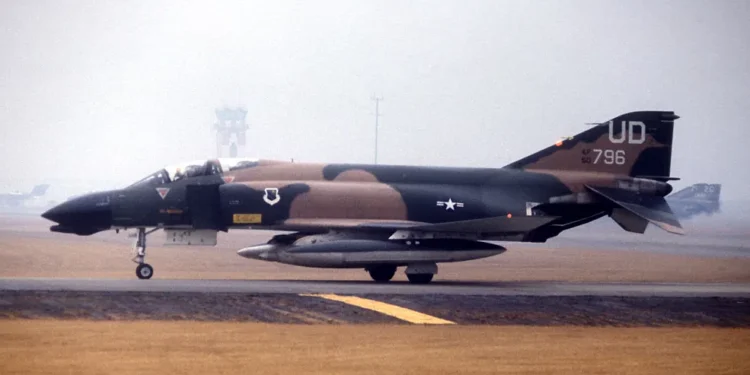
[669,183,721,202]
[506,111,678,178]
[30,184,50,197]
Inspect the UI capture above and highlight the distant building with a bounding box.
[214,107,249,157]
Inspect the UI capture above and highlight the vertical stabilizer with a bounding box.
[506,111,678,178]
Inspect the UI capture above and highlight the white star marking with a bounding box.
[444,198,457,210]
[436,199,464,211]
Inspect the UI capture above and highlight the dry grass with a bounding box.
[0,320,748,375]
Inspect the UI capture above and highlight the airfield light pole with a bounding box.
[372,96,383,164]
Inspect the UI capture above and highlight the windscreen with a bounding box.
[127,169,171,188]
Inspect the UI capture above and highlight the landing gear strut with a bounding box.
[131,228,158,280]
[367,265,397,282]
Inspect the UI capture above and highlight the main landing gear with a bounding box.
[366,263,437,284]
[131,228,159,280]
[405,263,437,284]
[406,273,433,284]
[367,265,397,283]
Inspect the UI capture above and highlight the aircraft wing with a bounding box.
[269,218,428,231]
[277,216,558,237]
[586,185,684,235]
[407,216,558,235]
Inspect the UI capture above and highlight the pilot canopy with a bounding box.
[129,158,260,188]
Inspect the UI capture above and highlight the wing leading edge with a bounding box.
[274,216,559,237]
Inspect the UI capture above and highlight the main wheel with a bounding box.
[368,265,397,282]
[407,273,433,284]
[136,263,153,280]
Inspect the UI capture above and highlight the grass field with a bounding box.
[1,321,748,375]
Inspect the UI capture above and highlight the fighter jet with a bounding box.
[42,111,683,283]
[0,184,50,207]
[666,183,721,219]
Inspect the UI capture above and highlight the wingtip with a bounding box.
[656,222,685,235]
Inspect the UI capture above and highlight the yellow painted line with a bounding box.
[301,293,455,325]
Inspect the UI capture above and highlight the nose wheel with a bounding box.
[131,228,158,280]
[136,263,153,279]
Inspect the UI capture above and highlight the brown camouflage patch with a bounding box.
[332,169,380,183]
[230,162,325,183]
[288,182,408,220]
[522,133,668,175]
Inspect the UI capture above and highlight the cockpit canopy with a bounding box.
[128,158,260,188]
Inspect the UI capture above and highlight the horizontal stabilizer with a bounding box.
[587,186,684,235]
[410,216,558,235]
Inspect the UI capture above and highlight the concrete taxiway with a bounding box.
[1,278,749,297]
[1,215,749,326]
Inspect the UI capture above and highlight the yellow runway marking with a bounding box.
[302,293,455,325]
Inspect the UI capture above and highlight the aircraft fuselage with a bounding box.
[43,161,670,242]
[41,111,684,283]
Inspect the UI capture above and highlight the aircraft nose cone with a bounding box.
[42,200,85,223]
[41,191,114,234]
[41,206,61,222]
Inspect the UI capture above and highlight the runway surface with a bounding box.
[1,214,749,326]
[2,278,749,297]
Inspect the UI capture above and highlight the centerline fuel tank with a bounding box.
[238,236,506,268]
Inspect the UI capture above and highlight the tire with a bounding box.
[368,265,397,282]
[136,263,154,280]
[407,273,433,284]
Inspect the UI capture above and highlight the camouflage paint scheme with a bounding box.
[42,111,684,282]
[667,183,722,219]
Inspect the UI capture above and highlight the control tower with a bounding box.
[213,107,249,157]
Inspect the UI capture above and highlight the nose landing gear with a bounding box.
[131,228,159,280]
[136,263,153,279]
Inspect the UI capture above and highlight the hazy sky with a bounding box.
[1,0,749,199]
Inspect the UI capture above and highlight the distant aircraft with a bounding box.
[66,191,96,201]
[0,184,50,207]
[42,111,684,283]
[667,183,721,219]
